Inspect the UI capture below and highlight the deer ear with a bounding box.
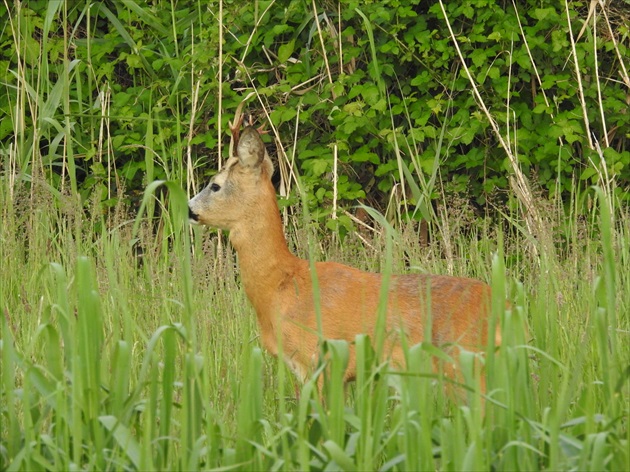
[236,127,265,168]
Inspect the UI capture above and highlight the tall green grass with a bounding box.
[1,173,628,470]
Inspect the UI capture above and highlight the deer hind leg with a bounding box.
[307,343,357,403]
[434,347,487,406]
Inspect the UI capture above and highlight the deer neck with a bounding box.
[228,187,299,317]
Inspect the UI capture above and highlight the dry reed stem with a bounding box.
[218,0,224,168]
[438,0,547,256]
[565,0,594,150]
[186,48,203,196]
[598,0,630,88]
[312,0,336,98]
[591,7,610,148]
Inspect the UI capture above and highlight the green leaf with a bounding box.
[323,440,356,471]
[533,8,557,21]
[99,416,141,469]
[471,49,487,68]
[120,0,169,36]
[488,31,502,41]
[351,151,379,164]
[277,39,295,63]
[307,159,329,177]
[580,168,598,181]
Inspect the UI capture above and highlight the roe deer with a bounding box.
[189,125,501,393]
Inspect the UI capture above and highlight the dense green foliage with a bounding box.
[1,0,629,224]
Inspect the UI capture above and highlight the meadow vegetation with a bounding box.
[2,172,628,470]
[1,0,629,470]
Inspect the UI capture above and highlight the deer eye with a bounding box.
[210,183,221,192]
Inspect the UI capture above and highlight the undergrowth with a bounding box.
[1,180,628,471]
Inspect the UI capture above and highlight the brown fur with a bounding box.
[189,126,501,389]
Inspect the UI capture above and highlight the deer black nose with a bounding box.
[188,206,199,222]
